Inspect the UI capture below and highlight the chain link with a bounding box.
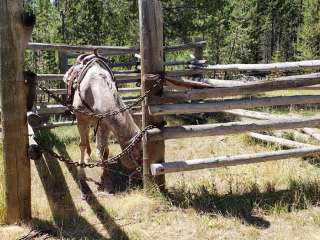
[34,125,154,169]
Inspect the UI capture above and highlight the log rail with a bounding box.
[150,147,320,175]
[27,41,206,56]
[200,60,320,72]
[147,117,320,141]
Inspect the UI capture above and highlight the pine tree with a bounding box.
[297,0,320,59]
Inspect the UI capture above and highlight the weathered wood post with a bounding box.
[58,52,69,74]
[191,36,204,80]
[192,36,204,61]
[0,1,35,223]
[58,52,68,102]
[139,0,165,190]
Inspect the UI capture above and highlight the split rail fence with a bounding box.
[28,0,320,190]
[138,0,320,188]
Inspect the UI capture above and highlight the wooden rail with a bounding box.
[36,69,204,82]
[36,73,141,82]
[200,60,320,72]
[27,42,139,56]
[27,41,206,55]
[36,87,141,95]
[156,73,320,103]
[35,104,142,115]
[149,95,320,116]
[150,146,320,175]
[147,117,320,141]
[34,121,76,129]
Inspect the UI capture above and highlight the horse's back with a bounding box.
[73,64,120,113]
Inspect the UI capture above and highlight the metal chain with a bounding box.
[38,76,163,119]
[34,125,155,170]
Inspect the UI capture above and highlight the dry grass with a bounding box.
[1,124,320,239]
[2,100,320,239]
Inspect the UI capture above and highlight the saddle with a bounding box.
[64,51,113,104]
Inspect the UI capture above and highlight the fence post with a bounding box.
[58,52,68,101]
[139,0,165,190]
[0,1,35,223]
[58,52,69,74]
[192,36,204,61]
[191,36,204,80]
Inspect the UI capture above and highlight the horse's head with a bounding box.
[120,137,143,172]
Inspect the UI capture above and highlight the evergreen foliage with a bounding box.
[25,0,320,71]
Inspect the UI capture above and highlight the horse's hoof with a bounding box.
[97,184,115,194]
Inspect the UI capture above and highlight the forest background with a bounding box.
[25,0,320,73]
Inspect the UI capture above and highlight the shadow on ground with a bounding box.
[165,179,320,229]
[31,130,136,240]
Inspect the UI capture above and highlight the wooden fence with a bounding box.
[137,1,320,190]
[29,0,320,190]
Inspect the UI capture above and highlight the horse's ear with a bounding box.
[94,48,100,57]
[94,48,110,62]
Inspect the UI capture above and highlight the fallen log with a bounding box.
[302,128,320,142]
[224,109,320,143]
[247,132,314,148]
[223,109,280,120]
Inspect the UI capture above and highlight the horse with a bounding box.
[64,53,142,194]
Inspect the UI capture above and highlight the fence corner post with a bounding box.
[0,0,35,224]
[139,0,165,191]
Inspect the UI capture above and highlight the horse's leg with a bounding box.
[76,115,92,199]
[96,123,114,193]
[77,118,91,165]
